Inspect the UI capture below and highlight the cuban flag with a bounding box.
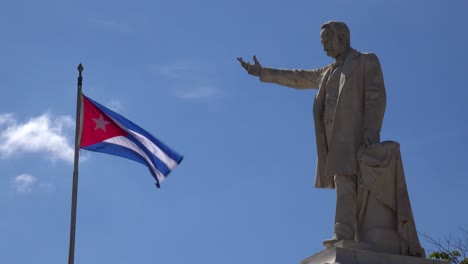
[80,94,183,188]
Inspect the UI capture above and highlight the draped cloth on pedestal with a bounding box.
[357,141,425,257]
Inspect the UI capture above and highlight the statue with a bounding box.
[238,21,425,257]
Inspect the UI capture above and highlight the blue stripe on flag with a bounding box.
[83,141,148,166]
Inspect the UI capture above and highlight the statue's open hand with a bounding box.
[237,55,262,77]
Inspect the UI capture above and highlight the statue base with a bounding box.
[300,240,443,264]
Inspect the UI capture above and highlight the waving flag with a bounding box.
[80,94,183,187]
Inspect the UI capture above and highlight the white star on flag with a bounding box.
[93,114,111,132]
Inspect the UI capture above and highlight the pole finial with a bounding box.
[77,64,84,76]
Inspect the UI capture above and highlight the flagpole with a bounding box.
[68,63,83,264]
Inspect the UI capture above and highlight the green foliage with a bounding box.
[429,250,468,263]
[424,229,468,264]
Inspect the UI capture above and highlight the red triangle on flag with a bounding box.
[80,96,127,147]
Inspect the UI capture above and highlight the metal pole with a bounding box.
[68,64,83,264]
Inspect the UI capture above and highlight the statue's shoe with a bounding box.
[322,235,341,248]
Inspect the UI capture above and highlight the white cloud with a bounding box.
[0,113,74,162]
[0,113,14,125]
[175,86,219,99]
[106,99,124,112]
[155,61,195,79]
[14,174,37,193]
[153,61,221,100]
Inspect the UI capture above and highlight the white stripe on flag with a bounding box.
[104,136,166,183]
[102,113,178,171]
[127,129,179,170]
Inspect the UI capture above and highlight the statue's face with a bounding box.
[320,28,342,58]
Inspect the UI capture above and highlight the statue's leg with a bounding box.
[323,174,357,247]
[334,174,357,239]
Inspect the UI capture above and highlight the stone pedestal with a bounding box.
[300,241,444,264]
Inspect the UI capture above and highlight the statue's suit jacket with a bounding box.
[260,49,386,189]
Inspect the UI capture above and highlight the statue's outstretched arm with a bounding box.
[237,55,323,89]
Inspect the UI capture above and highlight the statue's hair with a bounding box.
[321,21,351,47]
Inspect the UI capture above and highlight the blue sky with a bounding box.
[1,0,467,263]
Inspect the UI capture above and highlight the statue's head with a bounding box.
[320,21,351,58]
